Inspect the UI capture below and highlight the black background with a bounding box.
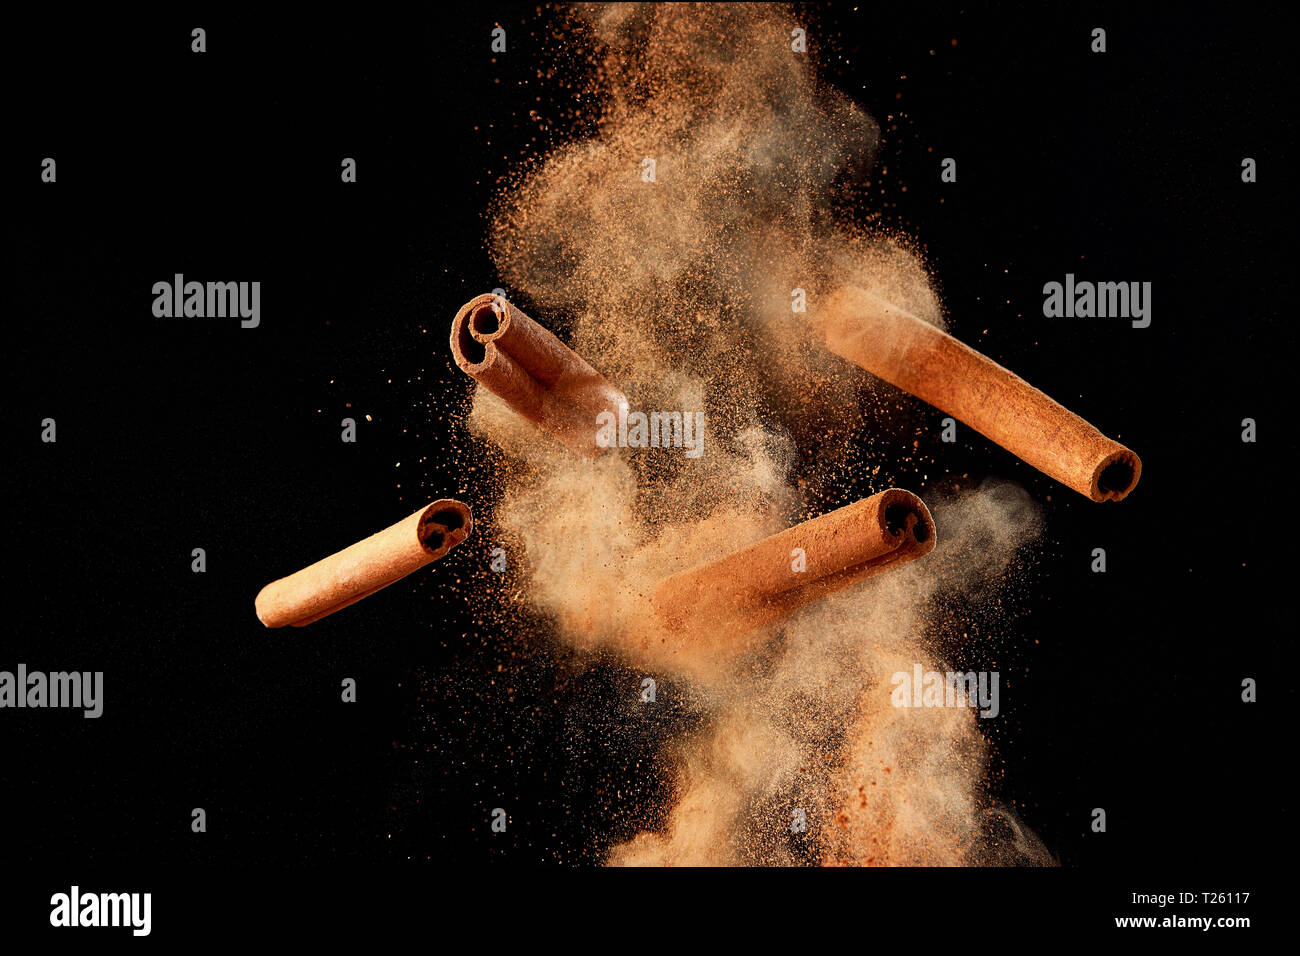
[3,1,1291,934]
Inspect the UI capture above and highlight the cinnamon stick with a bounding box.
[255,499,472,628]
[450,293,627,455]
[638,489,935,673]
[816,285,1141,502]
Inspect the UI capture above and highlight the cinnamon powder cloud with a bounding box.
[460,3,1052,865]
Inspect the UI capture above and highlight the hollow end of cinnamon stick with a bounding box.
[416,499,473,558]
[254,498,473,629]
[450,294,509,373]
[879,488,936,552]
[1089,448,1142,502]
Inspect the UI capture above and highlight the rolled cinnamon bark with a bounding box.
[639,489,935,671]
[255,499,472,628]
[816,285,1141,502]
[451,293,627,455]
